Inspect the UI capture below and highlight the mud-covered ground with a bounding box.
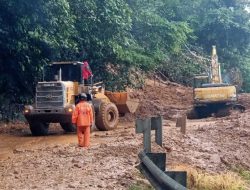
[0,80,250,189]
[0,122,145,190]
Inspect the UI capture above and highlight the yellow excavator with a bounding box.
[188,46,245,119]
[24,61,139,136]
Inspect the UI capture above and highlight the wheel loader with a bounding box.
[187,46,245,119]
[24,61,139,136]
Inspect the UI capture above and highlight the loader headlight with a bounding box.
[65,105,75,113]
[231,94,237,98]
[93,88,98,93]
[24,105,33,114]
[194,96,200,101]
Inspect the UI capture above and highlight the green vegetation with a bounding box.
[233,167,250,184]
[1,0,250,119]
[239,170,250,182]
[128,181,153,190]
[128,170,153,190]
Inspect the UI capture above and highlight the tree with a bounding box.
[0,0,76,116]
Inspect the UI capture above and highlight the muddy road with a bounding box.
[0,122,136,161]
[1,80,250,189]
[0,121,145,190]
[0,132,76,161]
[1,113,250,189]
[0,121,137,160]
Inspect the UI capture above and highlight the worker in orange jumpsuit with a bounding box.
[72,93,94,148]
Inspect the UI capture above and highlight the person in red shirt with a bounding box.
[72,93,94,148]
[82,60,93,85]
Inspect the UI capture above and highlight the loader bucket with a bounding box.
[105,91,139,114]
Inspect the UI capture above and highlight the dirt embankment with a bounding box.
[239,93,250,110]
[0,80,250,189]
[125,79,193,121]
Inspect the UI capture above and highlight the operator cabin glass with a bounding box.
[194,76,209,88]
[43,64,82,82]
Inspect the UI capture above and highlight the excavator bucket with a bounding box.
[105,91,139,114]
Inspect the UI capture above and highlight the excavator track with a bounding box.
[187,103,245,119]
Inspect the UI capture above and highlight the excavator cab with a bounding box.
[193,75,209,88]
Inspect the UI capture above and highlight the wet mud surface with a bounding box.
[1,80,249,189]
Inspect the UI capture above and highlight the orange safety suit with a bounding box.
[72,101,93,147]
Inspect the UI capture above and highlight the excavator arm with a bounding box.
[210,45,222,84]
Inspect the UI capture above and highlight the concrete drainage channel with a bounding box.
[136,116,187,190]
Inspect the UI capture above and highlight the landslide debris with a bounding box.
[130,79,193,120]
[165,111,250,172]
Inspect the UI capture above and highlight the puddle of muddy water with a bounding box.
[0,133,79,160]
[0,128,125,161]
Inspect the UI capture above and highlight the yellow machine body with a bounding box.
[188,46,244,119]
[24,61,139,135]
[194,85,237,104]
[193,45,237,105]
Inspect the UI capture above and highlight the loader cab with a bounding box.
[43,62,83,82]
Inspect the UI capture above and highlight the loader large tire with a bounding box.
[96,102,119,131]
[60,123,76,132]
[29,122,49,136]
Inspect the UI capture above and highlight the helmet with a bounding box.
[79,93,87,101]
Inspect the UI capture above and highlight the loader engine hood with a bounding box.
[36,81,74,109]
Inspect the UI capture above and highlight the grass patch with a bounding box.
[128,181,153,190]
[171,165,247,190]
[189,169,246,190]
[239,170,250,182]
[131,165,248,190]
[128,169,153,190]
[233,167,250,184]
